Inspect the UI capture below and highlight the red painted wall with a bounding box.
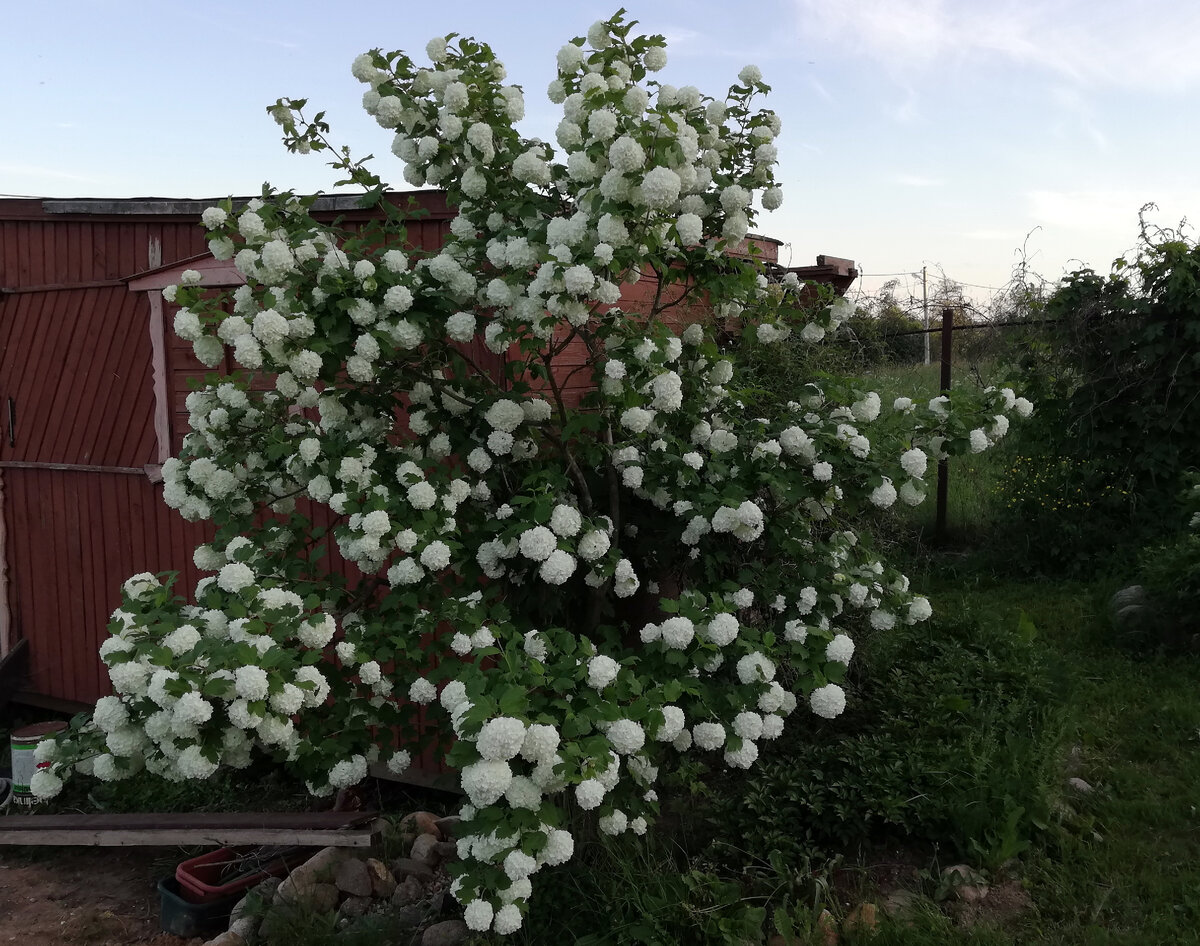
[0,193,828,711]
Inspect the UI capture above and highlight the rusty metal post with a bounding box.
[935,307,953,540]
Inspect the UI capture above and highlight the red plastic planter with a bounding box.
[175,847,310,904]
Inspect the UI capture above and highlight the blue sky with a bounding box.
[4,0,1195,305]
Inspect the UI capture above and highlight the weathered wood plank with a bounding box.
[0,824,379,847]
[0,812,383,847]
[0,811,377,831]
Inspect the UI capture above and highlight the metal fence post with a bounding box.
[935,307,953,540]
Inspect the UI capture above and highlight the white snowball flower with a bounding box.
[693,722,726,750]
[461,759,513,806]
[464,900,495,932]
[587,654,620,689]
[234,665,269,700]
[736,652,776,684]
[519,525,557,562]
[477,717,527,761]
[540,549,577,585]
[907,596,933,623]
[409,678,437,705]
[900,448,928,478]
[810,684,847,719]
[660,616,695,649]
[575,778,606,810]
[870,478,898,508]
[606,719,646,755]
[825,633,855,664]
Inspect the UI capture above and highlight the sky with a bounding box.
[4,0,1196,310]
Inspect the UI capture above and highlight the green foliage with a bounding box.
[1126,472,1200,650]
[700,612,1059,869]
[840,305,925,367]
[34,755,311,815]
[504,835,826,946]
[999,212,1200,571]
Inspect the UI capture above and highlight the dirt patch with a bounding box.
[0,847,200,946]
[950,879,1035,930]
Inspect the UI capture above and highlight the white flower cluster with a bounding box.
[39,13,1035,938]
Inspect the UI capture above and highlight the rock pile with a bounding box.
[201,810,465,946]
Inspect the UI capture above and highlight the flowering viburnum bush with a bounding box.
[39,13,1029,934]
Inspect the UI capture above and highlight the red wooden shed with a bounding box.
[0,192,855,712]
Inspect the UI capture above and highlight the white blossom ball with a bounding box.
[599,809,629,836]
[606,719,646,755]
[575,778,606,810]
[706,613,740,647]
[660,616,695,649]
[641,166,682,209]
[900,448,928,478]
[825,633,855,665]
[907,596,933,623]
[409,678,437,704]
[234,665,269,701]
[541,828,575,866]
[693,722,726,750]
[736,652,776,684]
[654,705,685,742]
[477,717,527,761]
[587,655,620,690]
[464,899,495,932]
[519,526,557,562]
[540,549,577,585]
[810,683,847,719]
[461,759,513,806]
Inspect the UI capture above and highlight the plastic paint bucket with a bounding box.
[9,720,67,806]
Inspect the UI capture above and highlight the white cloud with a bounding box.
[793,0,1200,91]
[1026,189,1160,232]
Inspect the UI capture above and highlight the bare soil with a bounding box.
[0,846,201,946]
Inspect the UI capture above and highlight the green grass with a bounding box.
[861,360,1019,540]
[897,575,1200,944]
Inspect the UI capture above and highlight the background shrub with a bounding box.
[995,214,1200,573]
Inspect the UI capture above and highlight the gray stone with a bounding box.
[394,903,427,929]
[254,876,282,900]
[392,857,436,883]
[433,815,461,839]
[1110,586,1157,636]
[339,895,373,919]
[410,832,441,865]
[883,889,923,918]
[307,881,340,914]
[941,864,989,903]
[1110,584,1147,615]
[433,841,458,863]
[422,919,469,946]
[365,856,397,899]
[201,933,245,946]
[275,847,350,904]
[334,857,374,898]
[399,810,444,841]
[392,875,425,906]
[1068,776,1094,793]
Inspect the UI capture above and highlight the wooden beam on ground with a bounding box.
[0,810,382,847]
